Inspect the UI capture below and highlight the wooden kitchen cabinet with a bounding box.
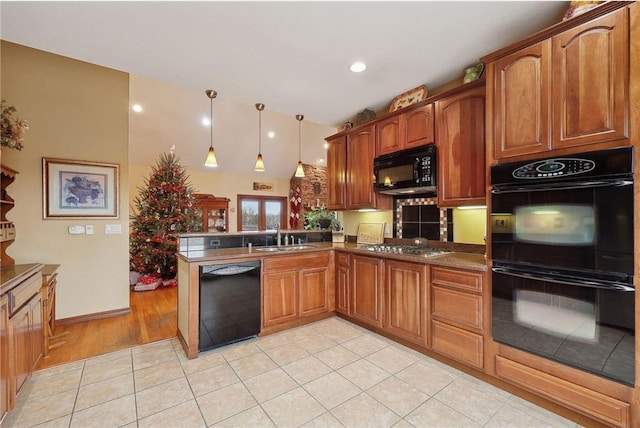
[436,83,486,206]
[335,252,350,315]
[193,194,230,232]
[350,255,383,328]
[346,125,392,210]
[488,6,629,160]
[262,270,298,327]
[383,260,428,346]
[11,302,31,397]
[551,8,628,150]
[376,104,435,156]
[493,41,552,158]
[262,252,333,331]
[430,266,484,369]
[1,165,18,266]
[1,294,8,422]
[326,135,347,210]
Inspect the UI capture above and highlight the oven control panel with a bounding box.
[512,158,595,179]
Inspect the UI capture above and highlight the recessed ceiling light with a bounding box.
[268,131,275,139]
[350,62,367,73]
[202,117,211,127]
[132,104,143,112]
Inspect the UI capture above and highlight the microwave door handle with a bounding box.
[492,266,635,292]
[491,179,633,194]
[414,157,420,183]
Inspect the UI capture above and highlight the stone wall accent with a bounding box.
[289,164,328,229]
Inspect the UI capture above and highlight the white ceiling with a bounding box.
[1,1,567,178]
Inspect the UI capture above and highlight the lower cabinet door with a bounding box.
[31,294,44,370]
[335,253,350,315]
[431,320,483,369]
[384,260,428,346]
[262,271,298,327]
[299,267,330,317]
[11,304,31,395]
[1,295,8,419]
[351,256,383,328]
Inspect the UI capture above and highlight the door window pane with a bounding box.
[265,201,282,229]
[241,200,259,231]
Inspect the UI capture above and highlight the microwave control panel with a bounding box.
[512,158,595,179]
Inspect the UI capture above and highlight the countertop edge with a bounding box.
[0,263,45,296]
[179,243,487,272]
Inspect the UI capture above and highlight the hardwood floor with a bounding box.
[37,286,177,369]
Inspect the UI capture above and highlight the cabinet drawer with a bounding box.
[8,272,41,316]
[431,320,483,369]
[431,267,483,293]
[496,356,630,428]
[336,251,350,268]
[431,286,483,330]
[263,251,330,271]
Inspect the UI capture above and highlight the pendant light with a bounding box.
[254,103,266,172]
[204,90,218,167]
[294,114,305,177]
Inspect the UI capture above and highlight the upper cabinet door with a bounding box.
[347,125,376,209]
[404,104,435,150]
[326,136,347,210]
[376,115,404,156]
[436,85,486,207]
[494,41,551,159]
[551,8,628,149]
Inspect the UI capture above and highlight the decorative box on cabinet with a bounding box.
[376,104,435,156]
[193,193,230,232]
[1,165,18,266]
[436,82,486,206]
[430,266,484,369]
[486,5,629,160]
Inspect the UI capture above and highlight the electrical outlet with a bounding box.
[85,225,94,235]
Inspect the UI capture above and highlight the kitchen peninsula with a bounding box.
[176,231,486,364]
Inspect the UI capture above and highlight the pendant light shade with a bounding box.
[255,103,266,172]
[204,90,218,167]
[294,114,305,177]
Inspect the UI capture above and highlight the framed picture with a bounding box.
[43,158,119,219]
[389,85,428,112]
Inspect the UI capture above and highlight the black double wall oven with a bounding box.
[490,147,635,386]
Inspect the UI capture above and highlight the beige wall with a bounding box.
[1,42,130,319]
[129,164,293,232]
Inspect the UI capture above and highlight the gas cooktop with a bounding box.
[360,244,452,258]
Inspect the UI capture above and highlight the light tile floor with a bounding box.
[6,318,583,428]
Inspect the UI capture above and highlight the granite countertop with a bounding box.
[0,263,45,295]
[179,242,487,271]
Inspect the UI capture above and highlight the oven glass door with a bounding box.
[491,180,633,275]
[492,265,635,386]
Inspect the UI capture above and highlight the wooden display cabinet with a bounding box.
[193,194,230,232]
[1,165,18,266]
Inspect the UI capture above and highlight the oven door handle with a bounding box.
[491,266,635,292]
[491,179,633,194]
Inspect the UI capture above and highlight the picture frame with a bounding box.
[43,157,119,219]
[389,84,428,112]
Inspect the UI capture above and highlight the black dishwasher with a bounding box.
[199,260,261,352]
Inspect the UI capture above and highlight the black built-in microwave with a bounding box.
[373,145,436,195]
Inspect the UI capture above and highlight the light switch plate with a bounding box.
[85,225,94,235]
[105,224,122,234]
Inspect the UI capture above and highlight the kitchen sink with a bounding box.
[255,245,314,252]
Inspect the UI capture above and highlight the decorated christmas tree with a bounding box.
[130,151,201,288]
